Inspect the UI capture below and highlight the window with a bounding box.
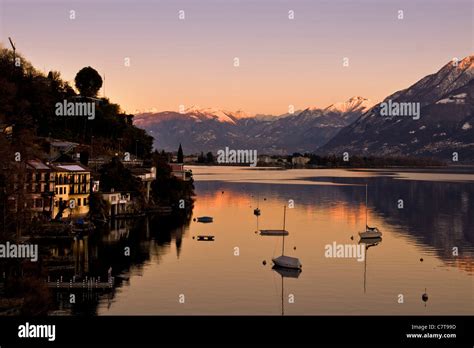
[59,187,63,194]
[78,198,81,206]
[55,188,58,194]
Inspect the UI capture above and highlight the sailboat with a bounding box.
[358,184,382,239]
[272,206,302,269]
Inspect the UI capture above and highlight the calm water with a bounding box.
[54,167,474,315]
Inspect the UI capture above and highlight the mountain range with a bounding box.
[134,55,474,161]
[134,97,372,154]
[320,56,474,162]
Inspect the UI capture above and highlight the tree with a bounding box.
[177,144,184,163]
[74,66,103,97]
[206,152,214,164]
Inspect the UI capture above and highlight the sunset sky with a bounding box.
[0,0,472,115]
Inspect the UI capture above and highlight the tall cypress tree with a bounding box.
[177,143,184,163]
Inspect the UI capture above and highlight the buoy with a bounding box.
[262,260,266,265]
[420,258,424,262]
[422,289,428,302]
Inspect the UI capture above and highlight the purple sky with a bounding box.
[1,0,472,115]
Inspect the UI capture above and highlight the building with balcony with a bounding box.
[52,163,91,218]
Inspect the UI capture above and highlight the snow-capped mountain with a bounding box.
[323,96,373,115]
[320,55,474,161]
[134,97,371,154]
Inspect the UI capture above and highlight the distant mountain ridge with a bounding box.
[135,56,474,161]
[134,97,373,154]
[320,56,474,161]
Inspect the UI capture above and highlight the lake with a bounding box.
[53,166,474,315]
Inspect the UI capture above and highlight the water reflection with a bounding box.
[359,237,382,294]
[42,168,473,315]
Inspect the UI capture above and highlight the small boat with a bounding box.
[271,206,302,270]
[71,219,95,236]
[358,184,382,239]
[260,229,289,236]
[196,235,215,241]
[197,216,213,223]
[359,226,382,239]
[254,195,261,216]
[272,255,302,270]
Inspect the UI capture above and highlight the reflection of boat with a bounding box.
[360,236,382,246]
[272,206,302,270]
[358,236,382,293]
[273,265,301,278]
[272,262,302,316]
[358,184,382,239]
[197,216,213,223]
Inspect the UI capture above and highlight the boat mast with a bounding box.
[365,184,368,229]
[282,205,286,255]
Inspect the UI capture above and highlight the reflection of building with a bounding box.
[51,163,91,218]
[102,191,132,217]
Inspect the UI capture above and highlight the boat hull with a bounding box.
[272,255,302,269]
[260,230,289,236]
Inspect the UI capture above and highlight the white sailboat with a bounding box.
[358,184,382,239]
[272,206,302,270]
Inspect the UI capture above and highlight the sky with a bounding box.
[0,0,472,115]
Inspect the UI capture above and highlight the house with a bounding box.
[130,167,156,202]
[51,163,91,218]
[170,163,192,181]
[102,190,132,217]
[291,156,310,167]
[24,160,55,218]
[46,139,79,162]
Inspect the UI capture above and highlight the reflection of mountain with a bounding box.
[197,176,474,273]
